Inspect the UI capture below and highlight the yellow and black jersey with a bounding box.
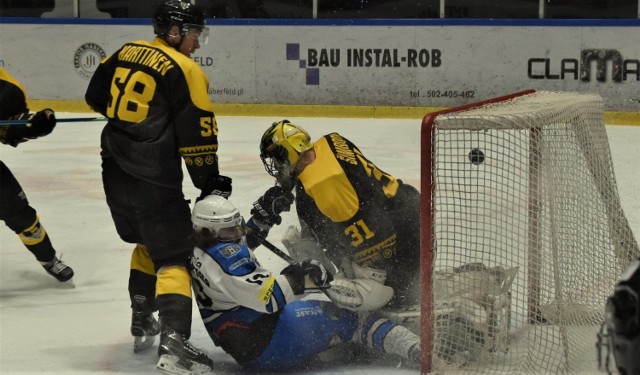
[0,67,28,121]
[295,132,402,270]
[0,67,31,145]
[85,37,219,190]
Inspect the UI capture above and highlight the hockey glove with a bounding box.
[281,259,333,295]
[28,109,56,138]
[198,175,232,201]
[250,185,294,227]
[0,109,56,147]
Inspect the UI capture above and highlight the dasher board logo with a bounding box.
[286,43,442,85]
[74,43,107,80]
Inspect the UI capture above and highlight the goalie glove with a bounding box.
[250,185,294,227]
[281,259,333,295]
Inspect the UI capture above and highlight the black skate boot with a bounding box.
[41,257,74,282]
[131,310,160,353]
[157,326,213,375]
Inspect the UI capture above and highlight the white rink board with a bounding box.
[0,21,639,110]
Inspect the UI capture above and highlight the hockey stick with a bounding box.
[258,237,336,294]
[259,237,295,263]
[0,116,107,125]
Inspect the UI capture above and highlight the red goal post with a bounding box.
[419,90,639,374]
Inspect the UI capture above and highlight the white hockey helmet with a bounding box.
[191,195,245,242]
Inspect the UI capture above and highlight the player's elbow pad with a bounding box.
[325,278,394,311]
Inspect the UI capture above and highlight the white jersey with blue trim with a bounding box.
[190,241,300,326]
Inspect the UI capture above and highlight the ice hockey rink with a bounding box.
[0,114,638,374]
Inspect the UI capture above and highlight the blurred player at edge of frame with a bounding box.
[84,1,231,374]
[0,67,74,283]
[597,258,640,375]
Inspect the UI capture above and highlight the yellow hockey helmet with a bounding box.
[259,120,312,178]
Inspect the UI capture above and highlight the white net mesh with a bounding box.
[423,91,639,374]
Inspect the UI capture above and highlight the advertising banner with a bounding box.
[0,22,637,110]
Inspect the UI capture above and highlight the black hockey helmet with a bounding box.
[152,0,206,37]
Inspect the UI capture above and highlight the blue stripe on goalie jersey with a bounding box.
[245,300,358,370]
[205,242,256,276]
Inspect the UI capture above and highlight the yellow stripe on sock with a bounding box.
[156,265,192,298]
[18,216,46,246]
[130,244,156,276]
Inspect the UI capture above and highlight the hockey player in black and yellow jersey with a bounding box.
[250,120,421,310]
[84,1,228,374]
[0,67,74,283]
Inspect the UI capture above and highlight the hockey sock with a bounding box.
[156,265,193,336]
[19,216,56,262]
[130,244,157,312]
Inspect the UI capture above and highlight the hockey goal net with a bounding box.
[419,90,639,374]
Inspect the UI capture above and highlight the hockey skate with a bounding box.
[157,327,213,375]
[131,311,160,353]
[356,314,421,369]
[41,257,74,282]
[384,325,422,369]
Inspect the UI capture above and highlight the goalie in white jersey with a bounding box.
[189,195,421,370]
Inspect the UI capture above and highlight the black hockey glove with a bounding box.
[250,185,294,227]
[281,259,333,295]
[198,175,232,201]
[0,109,56,147]
[28,109,56,138]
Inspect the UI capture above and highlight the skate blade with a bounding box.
[133,335,156,353]
[56,280,76,289]
[157,354,212,375]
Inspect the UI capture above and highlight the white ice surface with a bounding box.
[0,115,637,374]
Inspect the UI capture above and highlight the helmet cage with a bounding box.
[259,120,311,179]
[260,146,289,178]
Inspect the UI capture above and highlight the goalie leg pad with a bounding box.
[432,263,518,365]
[351,262,387,285]
[325,278,394,311]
